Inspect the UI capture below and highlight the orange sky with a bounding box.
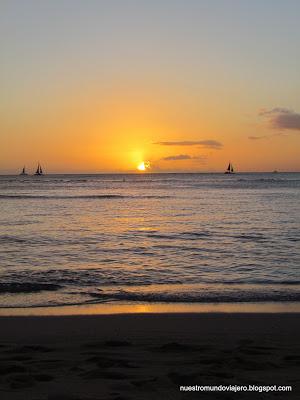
[1,1,300,173]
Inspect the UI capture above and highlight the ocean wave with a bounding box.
[87,289,300,303]
[0,282,62,293]
[233,234,267,241]
[0,288,299,308]
[0,194,170,200]
[1,265,300,288]
[0,280,299,307]
[237,178,285,183]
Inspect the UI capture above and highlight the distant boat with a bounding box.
[20,166,27,176]
[273,170,278,173]
[225,162,235,174]
[34,163,43,176]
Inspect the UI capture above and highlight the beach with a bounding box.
[0,313,299,399]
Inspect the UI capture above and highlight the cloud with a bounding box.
[162,154,192,160]
[248,132,288,140]
[259,107,300,131]
[248,135,268,140]
[154,140,223,149]
[161,154,207,162]
[192,155,207,160]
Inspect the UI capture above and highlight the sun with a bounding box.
[137,161,150,171]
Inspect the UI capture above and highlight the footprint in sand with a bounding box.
[85,355,137,369]
[238,339,254,346]
[33,373,55,382]
[104,340,132,347]
[83,340,132,349]
[80,369,132,380]
[0,363,27,374]
[111,396,132,400]
[8,355,33,361]
[283,355,300,366]
[131,376,158,388]
[7,373,35,389]
[234,357,279,371]
[167,371,199,385]
[237,347,272,355]
[152,342,200,353]
[5,345,54,354]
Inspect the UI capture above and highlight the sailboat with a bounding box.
[34,163,43,176]
[225,162,235,174]
[20,166,27,176]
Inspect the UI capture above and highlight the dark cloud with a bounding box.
[259,107,291,116]
[162,154,192,160]
[154,140,223,149]
[259,108,300,131]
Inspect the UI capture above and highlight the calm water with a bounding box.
[0,173,299,308]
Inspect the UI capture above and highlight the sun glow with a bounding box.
[137,161,150,171]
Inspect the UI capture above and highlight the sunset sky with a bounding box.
[1,0,300,173]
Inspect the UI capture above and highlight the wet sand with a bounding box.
[0,313,299,399]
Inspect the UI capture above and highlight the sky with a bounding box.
[1,0,300,173]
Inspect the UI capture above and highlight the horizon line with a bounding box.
[1,171,300,176]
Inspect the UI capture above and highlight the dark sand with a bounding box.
[0,313,299,399]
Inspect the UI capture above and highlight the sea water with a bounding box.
[0,173,299,309]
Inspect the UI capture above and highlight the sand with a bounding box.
[0,313,299,399]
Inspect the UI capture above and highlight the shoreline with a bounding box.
[0,301,300,316]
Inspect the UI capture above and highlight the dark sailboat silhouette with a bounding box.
[20,166,27,176]
[34,163,43,176]
[225,162,234,174]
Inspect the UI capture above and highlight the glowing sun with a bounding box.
[137,161,150,171]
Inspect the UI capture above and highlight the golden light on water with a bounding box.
[137,161,150,171]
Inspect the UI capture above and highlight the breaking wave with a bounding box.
[0,282,62,294]
[0,194,170,200]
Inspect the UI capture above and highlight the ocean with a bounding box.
[0,173,299,309]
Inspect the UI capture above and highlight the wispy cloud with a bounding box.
[248,132,285,140]
[259,107,300,131]
[162,154,192,160]
[248,135,267,140]
[161,154,207,162]
[154,140,223,149]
